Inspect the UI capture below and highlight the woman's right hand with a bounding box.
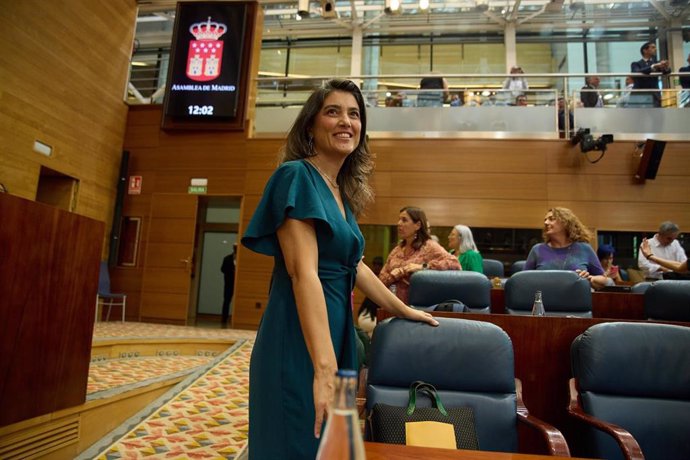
[312,368,336,438]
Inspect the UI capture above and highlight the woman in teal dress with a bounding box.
[242,79,438,460]
[448,224,484,273]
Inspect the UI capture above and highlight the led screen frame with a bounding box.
[162,1,257,130]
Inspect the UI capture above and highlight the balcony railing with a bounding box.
[126,65,690,141]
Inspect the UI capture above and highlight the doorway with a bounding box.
[35,166,79,212]
[189,196,241,325]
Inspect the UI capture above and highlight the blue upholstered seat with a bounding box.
[631,281,652,294]
[482,258,505,278]
[510,260,526,276]
[366,317,570,455]
[408,270,491,314]
[504,270,592,317]
[569,322,690,460]
[643,280,690,321]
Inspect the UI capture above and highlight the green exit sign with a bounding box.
[188,185,207,194]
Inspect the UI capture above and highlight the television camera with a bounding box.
[570,128,614,153]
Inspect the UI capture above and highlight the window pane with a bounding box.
[288,47,352,76]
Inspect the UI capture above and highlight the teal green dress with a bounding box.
[459,250,484,274]
[241,160,364,459]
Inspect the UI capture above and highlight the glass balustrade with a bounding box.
[125,64,690,140]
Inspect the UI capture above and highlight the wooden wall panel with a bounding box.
[0,1,136,258]
[139,292,189,323]
[376,172,548,200]
[119,104,690,329]
[546,174,688,203]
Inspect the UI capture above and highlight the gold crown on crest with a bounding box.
[189,17,227,40]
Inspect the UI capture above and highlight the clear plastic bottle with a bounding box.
[531,290,545,316]
[315,369,366,460]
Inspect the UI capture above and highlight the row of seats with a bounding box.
[366,318,690,459]
[484,258,629,282]
[408,270,690,321]
[482,258,527,278]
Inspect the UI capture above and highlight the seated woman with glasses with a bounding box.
[448,224,484,274]
[379,206,461,304]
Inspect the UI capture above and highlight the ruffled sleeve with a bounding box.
[242,161,333,256]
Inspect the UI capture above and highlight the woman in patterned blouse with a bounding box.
[379,206,462,303]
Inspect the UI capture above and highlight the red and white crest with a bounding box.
[186,17,227,82]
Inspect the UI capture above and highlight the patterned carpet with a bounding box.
[80,322,255,459]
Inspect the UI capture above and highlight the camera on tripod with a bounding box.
[570,128,613,153]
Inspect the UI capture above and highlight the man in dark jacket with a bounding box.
[630,41,671,107]
[580,75,603,108]
[220,243,237,327]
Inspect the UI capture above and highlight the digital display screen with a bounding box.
[163,2,253,129]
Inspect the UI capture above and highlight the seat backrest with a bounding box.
[366,317,518,452]
[510,260,526,276]
[631,281,652,294]
[571,322,690,460]
[408,270,491,313]
[644,280,690,321]
[504,270,592,316]
[482,258,505,278]
[98,261,112,295]
[618,267,629,281]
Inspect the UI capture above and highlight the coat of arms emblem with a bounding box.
[186,17,227,82]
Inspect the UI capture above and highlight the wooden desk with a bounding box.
[0,193,103,426]
[490,288,645,319]
[365,442,593,459]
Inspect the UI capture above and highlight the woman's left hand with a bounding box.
[403,306,439,327]
[575,269,591,280]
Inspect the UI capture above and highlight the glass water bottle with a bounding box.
[315,369,366,460]
[531,290,545,316]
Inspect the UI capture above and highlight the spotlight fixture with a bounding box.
[320,0,337,18]
[297,0,310,18]
[384,0,402,14]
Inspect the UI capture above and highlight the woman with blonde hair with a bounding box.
[448,224,484,273]
[524,207,609,289]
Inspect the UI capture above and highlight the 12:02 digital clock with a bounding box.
[188,105,215,115]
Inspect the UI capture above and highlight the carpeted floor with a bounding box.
[79,322,255,459]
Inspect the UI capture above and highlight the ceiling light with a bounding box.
[385,0,402,14]
[320,0,338,18]
[419,0,430,10]
[297,0,310,18]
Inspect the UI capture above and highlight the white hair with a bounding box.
[453,224,478,254]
